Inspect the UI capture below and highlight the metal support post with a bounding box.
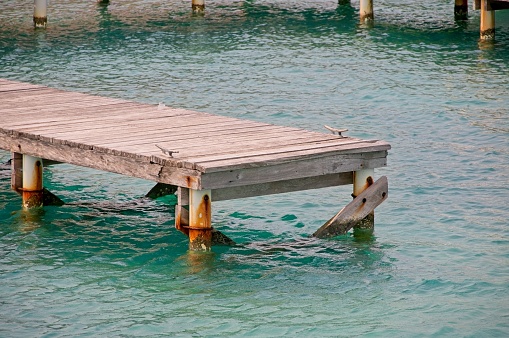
[480,0,495,40]
[353,169,375,237]
[34,0,47,28]
[188,189,212,251]
[22,154,44,209]
[360,0,374,24]
[192,0,205,14]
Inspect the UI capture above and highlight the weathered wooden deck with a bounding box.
[0,78,390,201]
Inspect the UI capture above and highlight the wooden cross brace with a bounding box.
[313,176,388,238]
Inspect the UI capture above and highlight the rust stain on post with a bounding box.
[353,171,373,197]
[189,191,212,251]
[192,0,205,14]
[186,175,198,188]
[22,159,43,209]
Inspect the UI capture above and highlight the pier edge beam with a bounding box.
[21,154,44,209]
[188,189,212,251]
[455,0,469,20]
[33,0,47,28]
[192,0,205,14]
[359,0,374,24]
[480,0,495,40]
[352,169,375,237]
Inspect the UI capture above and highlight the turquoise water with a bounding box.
[1,1,508,336]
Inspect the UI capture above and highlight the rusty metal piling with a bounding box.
[188,189,212,251]
[33,0,47,28]
[21,155,44,209]
[360,0,374,24]
[480,0,495,40]
[192,0,205,14]
[352,169,375,237]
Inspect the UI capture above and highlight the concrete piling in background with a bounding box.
[480,0,495,40]
[360,0,374,24]
[192,0,205,14]
[455,0,469,20]
[33,0,47,28]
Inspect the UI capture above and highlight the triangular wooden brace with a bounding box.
[145,183,178,199]
[42,188,65,206]
[313,176,388,238]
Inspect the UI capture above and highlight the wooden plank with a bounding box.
[131,138,389,172]
[0,87,67,98]
[10,109,199,134]
[70,123,283,144]
[4,108,199,133]
[0,84,47,92]
[33,113,244,138]
[131,131,352,157]
[146,134,344,161]
[0,99,140,119]
[190,139,390,171]
[97,125,320,150]
[200,153,387,190]
[171,132,340,152]
[313,176,388,238]
[212,172,353,202]
[0,132,202,189]
[0,94,126,110]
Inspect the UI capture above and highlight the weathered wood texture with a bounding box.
[313,176,388,238]
[0,79,390,192]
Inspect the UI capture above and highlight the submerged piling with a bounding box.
[21,155,44,209]
[480,0,495,40]
[188,189,212,251]
[33,0,47,28]
[454,0,469,20]
[359,0,374,24]
[192,0,205,14]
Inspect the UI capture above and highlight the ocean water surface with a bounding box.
[1,0,508,336]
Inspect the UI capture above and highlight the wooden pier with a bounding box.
[0,79,390,250]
